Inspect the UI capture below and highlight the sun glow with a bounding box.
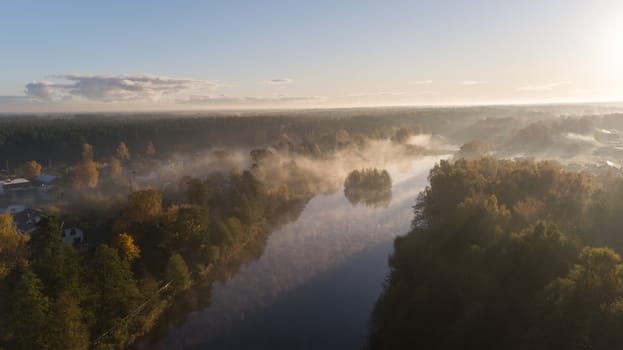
[603,10,623,76]
[609,26,623,63]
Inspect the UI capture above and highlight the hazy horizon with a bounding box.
[2,0,622,113]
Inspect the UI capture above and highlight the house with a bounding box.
[3,204,26,215]
[34,173,57,186]
[12,208,41,234]
[62,227,84,246]
[0,178,31,196]
[2,206,84,246]
[2,204,38,233]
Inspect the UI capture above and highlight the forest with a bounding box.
[5,0,623,348]
[370,157,623,350]
[0,109,428,349]
[0,141,325,349]
[4,106,623,349]
[0,110,429,166]
[3,105,623,168]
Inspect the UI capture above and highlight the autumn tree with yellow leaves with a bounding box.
[0,214,28,278]
[111,233,141,262]
[110,157,122,178]
[116,142,131,161]
[145,141,156,156]
[19,160,42,180]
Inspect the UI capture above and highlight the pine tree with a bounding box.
[85,245,140,338]
[6,266,49,350]
[28,216,82,298]
[48,292,90,350]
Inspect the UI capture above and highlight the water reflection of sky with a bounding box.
[154,155,447,350]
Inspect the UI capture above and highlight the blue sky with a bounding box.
[1,0,622,111]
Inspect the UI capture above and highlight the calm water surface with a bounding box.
[151,156,446,350]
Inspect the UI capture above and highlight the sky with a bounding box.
[1,0,622,112]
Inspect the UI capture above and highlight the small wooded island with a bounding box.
[343,168,392,208]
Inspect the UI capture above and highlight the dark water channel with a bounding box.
[150,156,446,349]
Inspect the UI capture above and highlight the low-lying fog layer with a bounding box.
[135,137,453,195]
[135,111,623,196]
[152,155,448,349]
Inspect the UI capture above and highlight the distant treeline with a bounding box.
[371,157,623,350]
[0,113,426,166]
[4,106,622,166]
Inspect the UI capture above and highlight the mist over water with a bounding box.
[6,107,623,350]
[150,155,447,349]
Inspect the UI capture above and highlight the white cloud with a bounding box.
[24,81,58,101]
[25,74,218,102]
[460,80,485,86]
[516,81,572,91]
[409,80,433,85]
[265,78,293,84]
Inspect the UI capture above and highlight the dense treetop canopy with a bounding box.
[371,157,623,350]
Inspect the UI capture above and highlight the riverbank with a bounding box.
[146,156,446,349]
[133,197,312,348]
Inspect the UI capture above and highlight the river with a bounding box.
[149,155,447,349]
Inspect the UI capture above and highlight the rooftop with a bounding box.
[0,178,30,186]
[35,174,57,184]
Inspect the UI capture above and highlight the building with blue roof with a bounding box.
[34,173,57,185]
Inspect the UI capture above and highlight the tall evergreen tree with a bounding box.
[85,244,140,339]
[28,216,82,298]
[5,266,49,350]
[47,292,90,350]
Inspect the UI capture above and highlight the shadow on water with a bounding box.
[344,188,393,208]
[137,199,311,348]
[164,240,393,350]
